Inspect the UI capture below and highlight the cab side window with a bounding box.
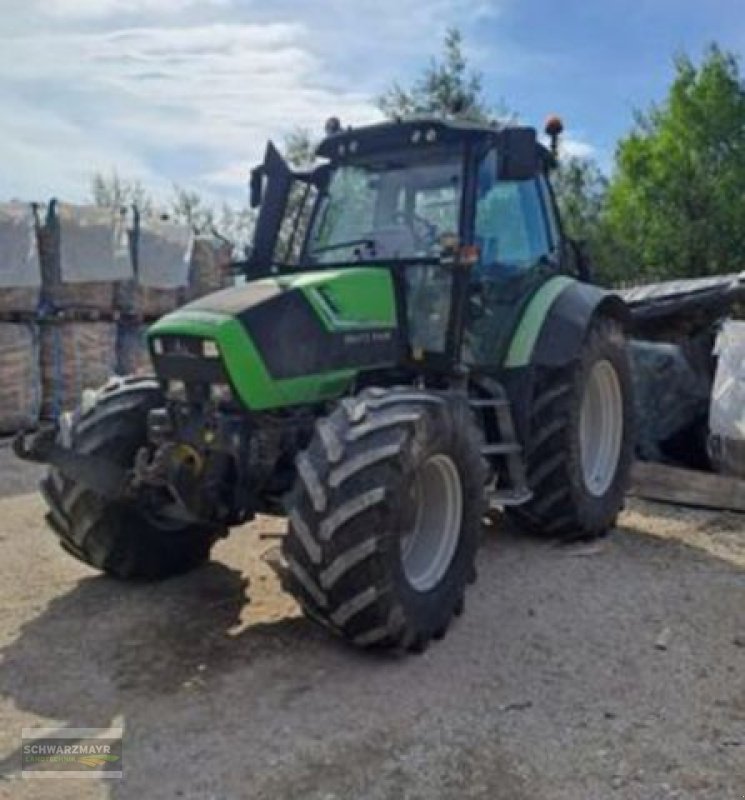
[475,150,552,273]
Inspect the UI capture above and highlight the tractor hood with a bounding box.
[147,267,399,410]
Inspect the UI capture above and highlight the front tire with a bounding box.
[509,317,634,540]
[282,388,486,652]
[40,377,224,579]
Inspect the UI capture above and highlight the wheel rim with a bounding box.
[400,454,463,592]
[579,359,624,497]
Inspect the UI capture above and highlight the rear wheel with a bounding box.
[40,376,224,579]
[281,388,486,652]
[508,317,634,540]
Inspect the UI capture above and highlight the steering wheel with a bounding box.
[392,210,438,248]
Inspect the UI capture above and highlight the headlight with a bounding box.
[210,383,233,403]
[152,338,164,355]
[203,340,220,358]
[168,380,187,400]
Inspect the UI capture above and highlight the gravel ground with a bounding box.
[0,444,743,799]
[0,438,44,499]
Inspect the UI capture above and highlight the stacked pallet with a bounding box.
[0,323,40,434]
[0,204,42,432]
[710,320,745,479]
[0,203,41,316]
[121,211,192,318]
[116,322,152,376]
[0,200,234,431]
[188,235,234,302]
[35,202,129,422]
[39,200,133,314]
[40,322,117,419]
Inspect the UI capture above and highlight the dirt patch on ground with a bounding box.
[624,497,745,569]
[0,456,743,798]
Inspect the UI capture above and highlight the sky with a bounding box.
[1,0,744,207]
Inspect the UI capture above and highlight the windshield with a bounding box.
[306,148,464,265]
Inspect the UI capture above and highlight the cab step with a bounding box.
[482,442,522,456]
[471,378,532,507]
[469,397,510,409]
[487,488,533,508]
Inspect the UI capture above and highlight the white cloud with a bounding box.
[539,129,597,161]
[41,0,229,19]
[0,21,378,203]
[0,0,558,208]
[562,137,596,160]
[0,94,160,202]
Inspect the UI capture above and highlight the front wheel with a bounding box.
[508,317,635,541]
[40,377,224,579]
[281,388,486,652]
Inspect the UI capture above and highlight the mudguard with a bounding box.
[505,278,630,369]
[500,277,631,454]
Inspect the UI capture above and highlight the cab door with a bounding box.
[465,149,560,367]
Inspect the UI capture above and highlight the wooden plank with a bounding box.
[630,461,745,513]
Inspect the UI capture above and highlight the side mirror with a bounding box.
[250,166,264,209]
[569,238,593,283]
[497,128,539,181]
[310,163,332,193]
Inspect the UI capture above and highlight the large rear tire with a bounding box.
[40,377,224,579]
[282,388,486,652]
[508,317,634,541]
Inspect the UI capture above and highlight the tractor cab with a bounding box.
[245,117,578,373]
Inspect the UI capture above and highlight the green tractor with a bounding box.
[16,116,634,652]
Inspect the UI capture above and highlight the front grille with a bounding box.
[150,335,227,384]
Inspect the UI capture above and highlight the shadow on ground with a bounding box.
[0,562,333,780]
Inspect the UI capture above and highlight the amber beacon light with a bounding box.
[544,115,564,157]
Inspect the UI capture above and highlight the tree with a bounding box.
[91,172,254,254]
[284,127,316,169]
[91,171,153,214]
[170,185,214,231]
[605,45,745,281]
[216,202,255,255]
[554,157,608,244]
[378,28,494,122]
[551,157,630,286]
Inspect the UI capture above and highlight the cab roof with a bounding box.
[315,116,552,165]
